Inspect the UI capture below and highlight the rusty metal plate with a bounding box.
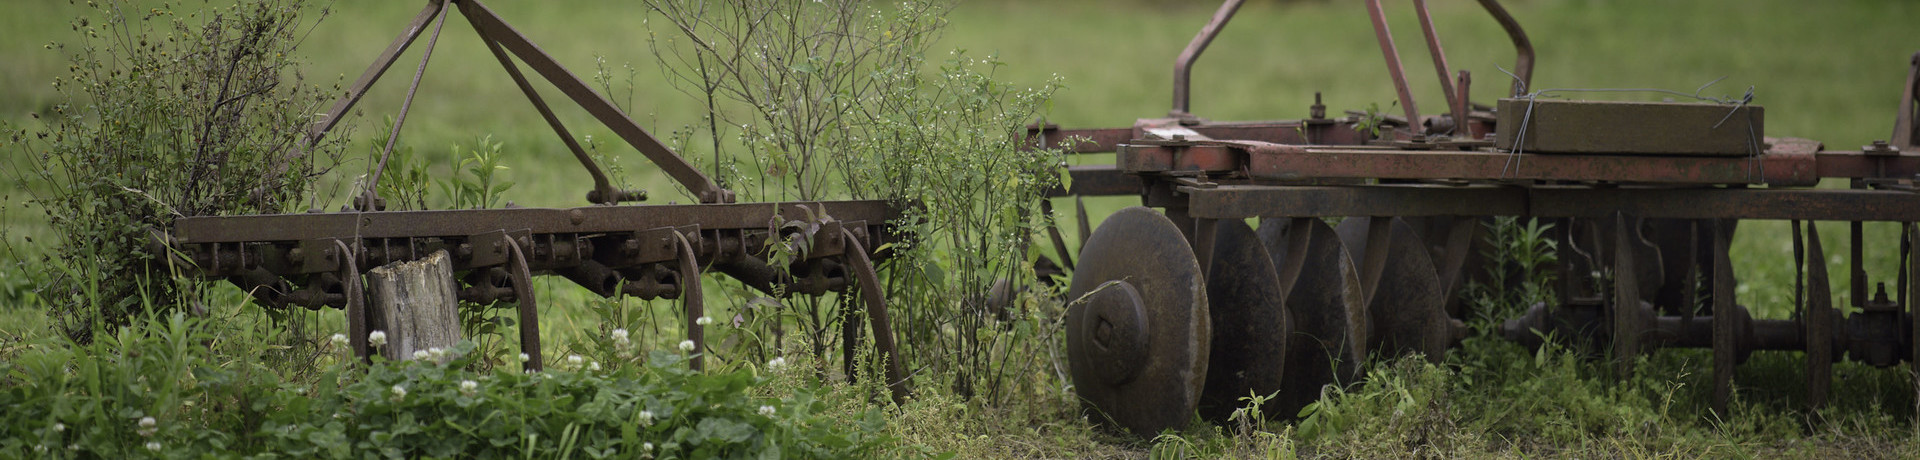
[1198,219,1290,422]
[1494,98,1764,156]
[1258,217,1367,419]
[1337,217,1452,361]
[1067,207,1209,436]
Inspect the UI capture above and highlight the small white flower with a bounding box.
[678,340,697,352]
[412,350,431,360]
[145,441,161,452]
[368,330,388,347]
[429,347,447,361]
[767,357,787,371]
[567,355,585,368]
[459,380,479,397]
[33,444,46,454]
[139,416,157,429]
[390,385,408,401]
[695,316,713,326]
[518,353,531,363]
[639,410,656,425]
[329,333,348,348]
[51,422,65,432]
[758,405,777,416]
[588,361,602,372]
[643,442,655,452]
[611,328,631,347]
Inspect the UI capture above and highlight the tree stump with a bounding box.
[367,249,461,361]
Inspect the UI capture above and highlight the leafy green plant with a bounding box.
[367,119,431,212]
[0,308,889,458]
[438,134,514,210]
[1,0,348,341]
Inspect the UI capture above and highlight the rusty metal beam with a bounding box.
[1048,165,1143,198]
[456,0,733,203]
[1182,184,1920,222]
[1475,0,1533,96]
[307,0,447,146]
[1184,184,1528,218]
[174,201,897,244]
[1230,142,1821,185]
[1171,0,1247,118]
[1364,0,1421,129]
[468,15,631,204]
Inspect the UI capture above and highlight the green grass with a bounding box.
[5,0,1920,457]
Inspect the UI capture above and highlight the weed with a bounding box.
[2,0,349,341]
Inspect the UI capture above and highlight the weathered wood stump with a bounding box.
[367,249,461,361]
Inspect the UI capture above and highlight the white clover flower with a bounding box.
[429,347,447,361]
[588,361,602,372]
[567,355,585,368]
[330,333,348,348]
[368,330,388,347]
[459,380,479,397]
[611,328,631,347]
[767,357,787,371]
[137,416,158,437]
[51,422,65,433]
[643,442,655,452]
[677,340,697,352]
[390,385,408,401]
[638,410,655,425]
[32,445,45,454]
[139,416,157,429]
[758,405,777,416]
[145,441,161,452]
[518,353,531,363]
[412,350,431,360]
[695,316,713,326]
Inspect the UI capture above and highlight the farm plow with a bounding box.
[159,0,909,401]
[1038,0,1920,436]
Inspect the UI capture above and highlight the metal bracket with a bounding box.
[467,228,532,268]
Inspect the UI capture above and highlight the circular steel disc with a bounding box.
[1257,217,1367,418]
[1337,217,1452,361]
[1067,207,1209,436]
[1198,219,1291,423]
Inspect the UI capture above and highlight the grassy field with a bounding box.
[5,0,1920,457]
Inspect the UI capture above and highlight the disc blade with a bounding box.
[1259,217,1366,418]
[1067,207,1209,436]
[1199,219,1291,422]
[1337,217,1452,361]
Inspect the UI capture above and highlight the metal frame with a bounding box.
[171,0,909,401]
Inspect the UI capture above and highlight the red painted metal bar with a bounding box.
[456,0,733,203]
[1117,141,1823,185]
[1412,0,1467,132]
[1182,184,1920,222]
[1364,0,1421,129]
[1475,0,1534,96]
[1172,0,1247,118]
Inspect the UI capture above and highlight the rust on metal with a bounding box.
[1171,0,1247,119]
[1494,99,1765,156]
